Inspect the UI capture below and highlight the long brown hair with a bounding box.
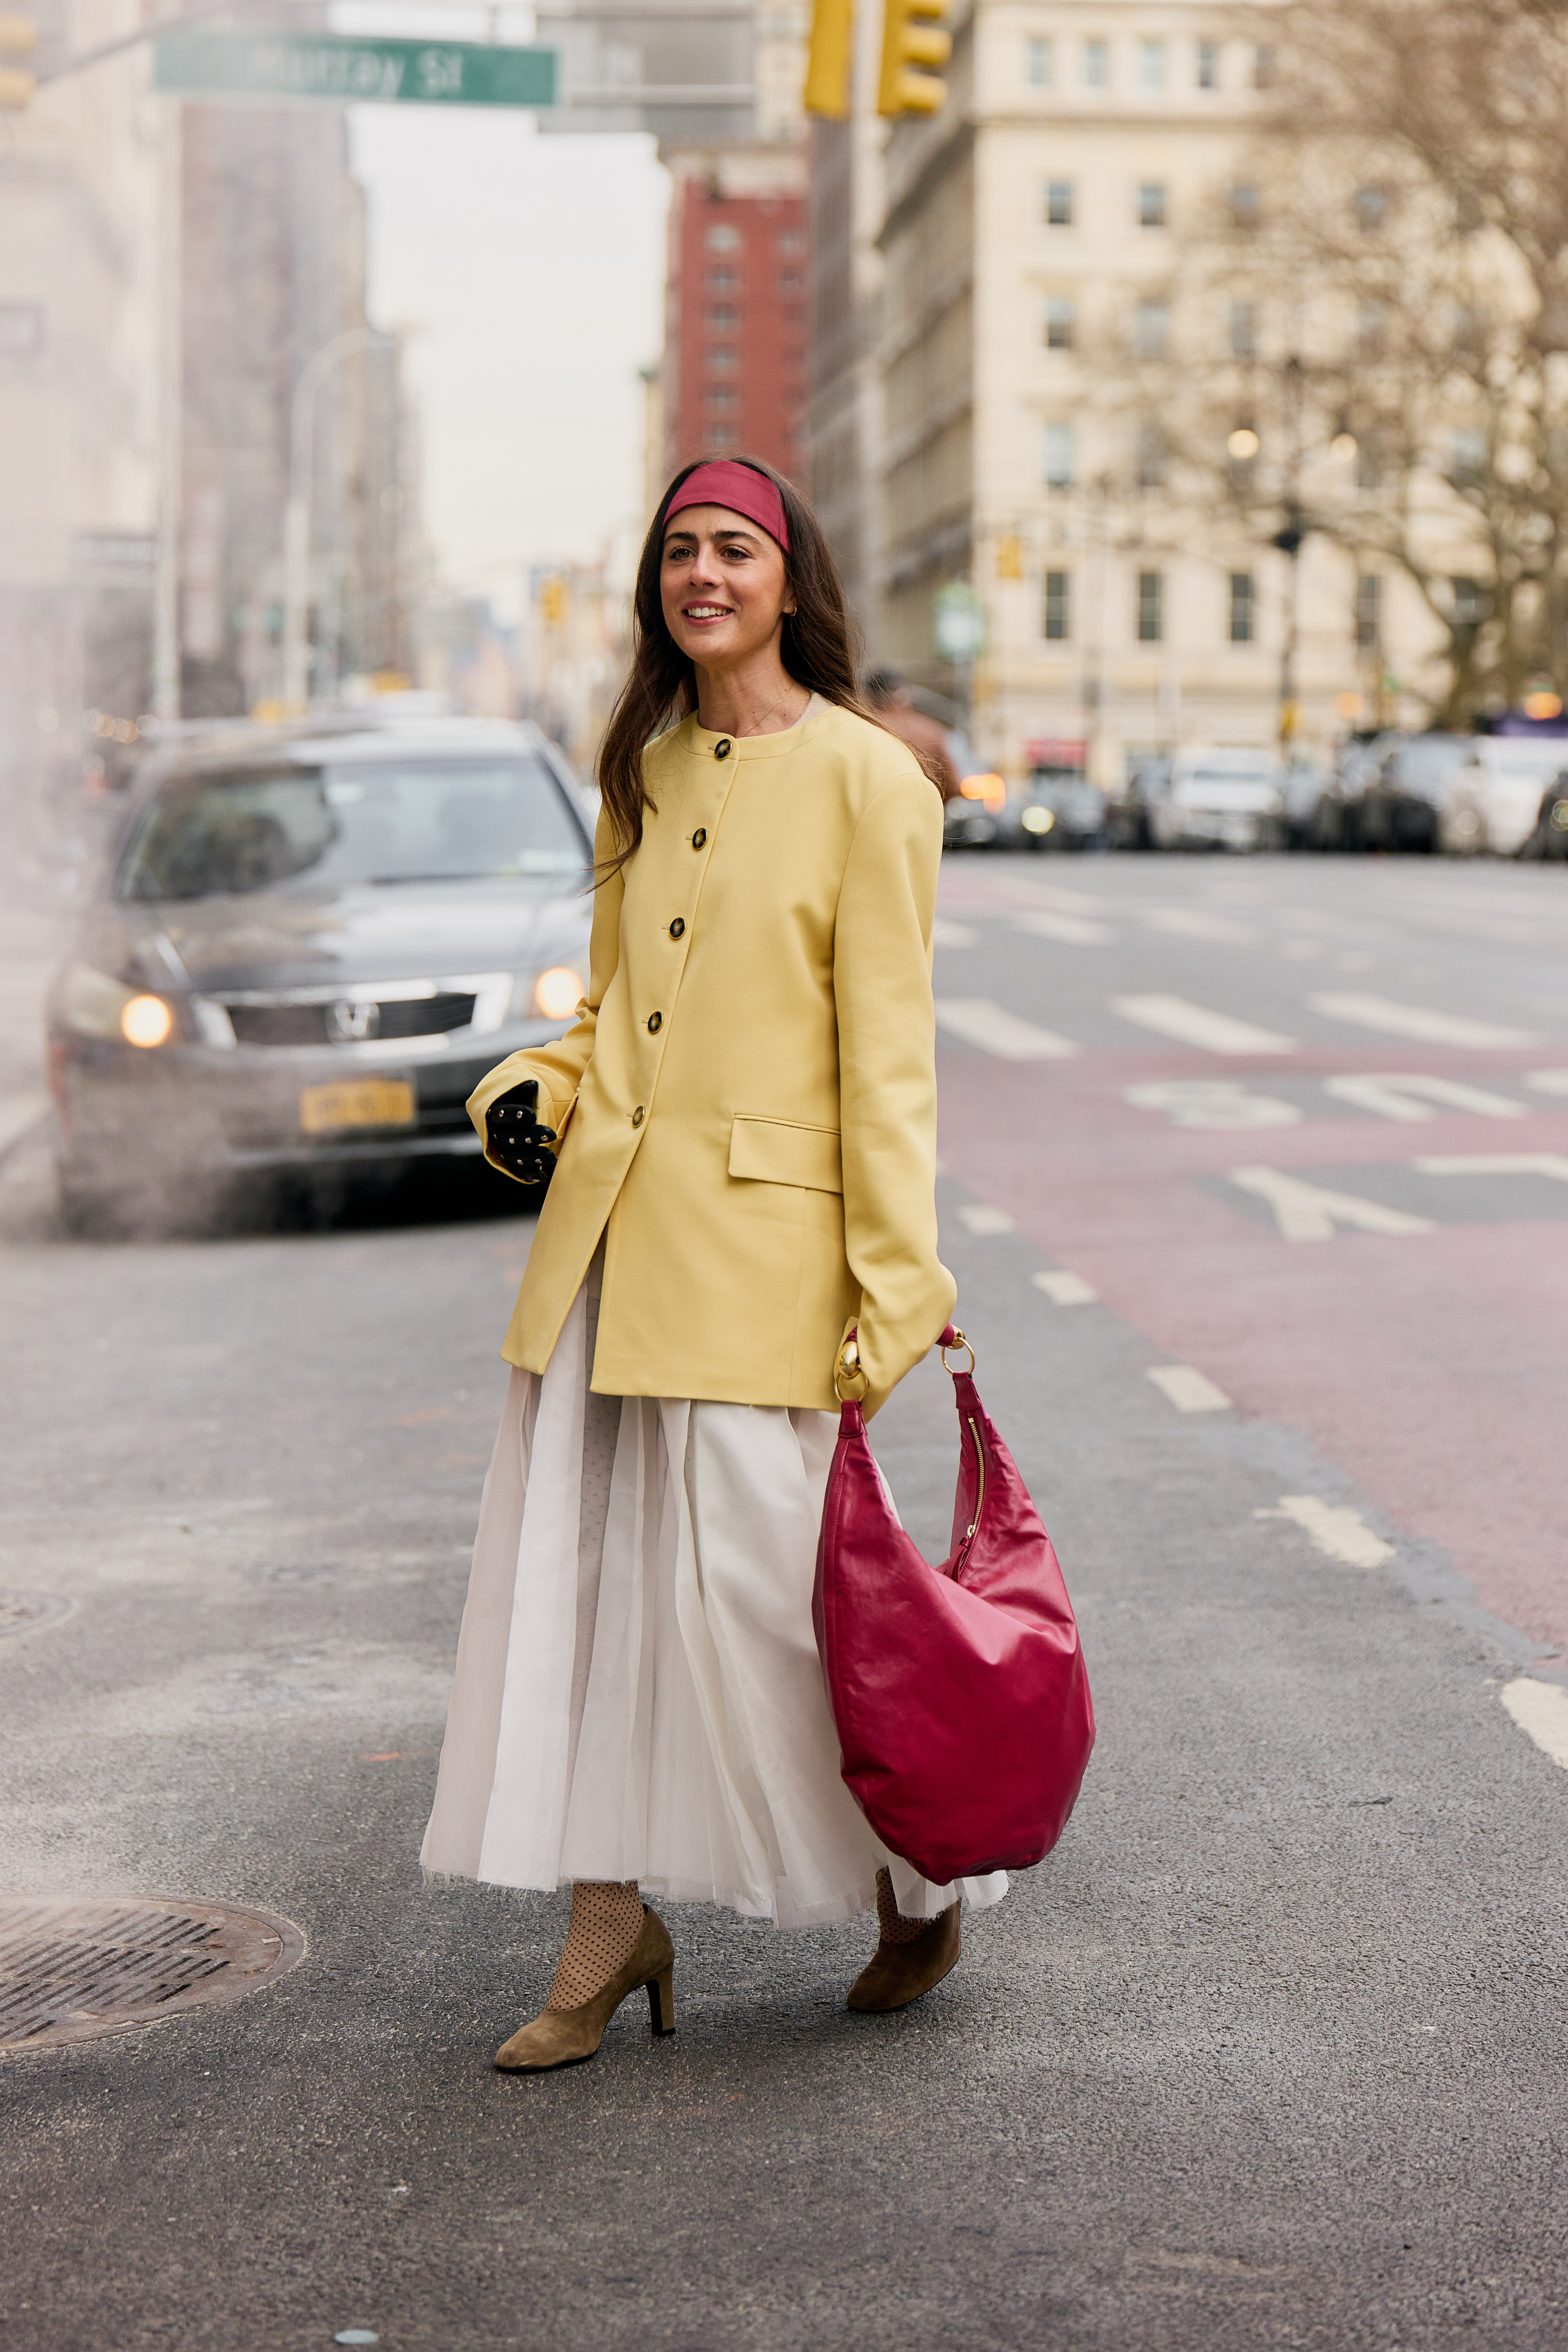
[596,455,916,873]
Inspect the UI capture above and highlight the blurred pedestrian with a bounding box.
[421,456,1004,2072]
[864,668,965,802]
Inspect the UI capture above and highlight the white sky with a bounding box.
[343,25,669,614]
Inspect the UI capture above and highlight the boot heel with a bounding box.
[647,1967,676,2036]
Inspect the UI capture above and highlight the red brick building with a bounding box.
[662,163,808,486]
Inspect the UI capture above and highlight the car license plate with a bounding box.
[298,1077,416,1135]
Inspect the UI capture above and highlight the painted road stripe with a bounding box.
[1032,1269,1097,1305]
[1310,992,1541,1049]
[0,1093,46,1163]
[1502,1678,1568,1772]
[1415,1152,1568,1183]
[957,1203,1016,1236]
[1229,1165,1436,1241]
[1012,909,1114,946]
[1525,1069,1568,1097]
[931,917,978,949]
[1141,907,1256,944]
[1259,1496,1393,1568]
[1323,1073,1527,1122]
[1147,1363,1232,1412]
[935,999,1079,1059]
[1112,995,1297,1055]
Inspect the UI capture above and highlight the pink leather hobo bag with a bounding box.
[813,1325,1095,1887]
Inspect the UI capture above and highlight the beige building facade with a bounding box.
[870,0,1445,786]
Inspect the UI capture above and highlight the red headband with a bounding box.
[664,460,790,552]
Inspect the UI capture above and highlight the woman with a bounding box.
[421,456,1006,2072]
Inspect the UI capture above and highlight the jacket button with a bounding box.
[647,1011,662,1033]
[692,828,707,849]
[669,917,685,938]
[715,738,732,759]
[631,1105,644,1127]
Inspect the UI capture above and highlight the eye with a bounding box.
[719,541,751,560]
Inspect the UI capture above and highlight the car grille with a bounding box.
[226,991,478,1047]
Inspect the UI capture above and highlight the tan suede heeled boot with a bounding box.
[494,1905,676,2072]
[846,1869,960,2013]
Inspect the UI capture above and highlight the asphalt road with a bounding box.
[3,851,1567,2352]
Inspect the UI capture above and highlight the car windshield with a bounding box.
[1188,767,1272,786]
[1395,737,1465,780]
[116,756,588,901]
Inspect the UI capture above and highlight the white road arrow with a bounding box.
[1229,1164,1436,1241]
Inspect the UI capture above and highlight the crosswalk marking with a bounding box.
[1032,1269,1097,1305]
[1525,1070,1568,1097]
[1229,1164,1436,1241]
[1141,907,1256,944]
[1011,909,1114,946]
[934,998,1079,1059]
[931,917,978,949]
[1125,1079,1302,1130]
[1502,1679,1568,1773]
[1147,1363,1232,1412]
[1258,1495,1393,1568]
[1323,1073,1527,1123]
[1112,994,1298,1055]
[1415,1152,1568,1183]
[1309,992,1541,1049]
[956,1202,1016,1236]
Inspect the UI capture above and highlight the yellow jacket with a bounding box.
[466,697,956,1416]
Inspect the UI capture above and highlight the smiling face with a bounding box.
[659,504,795,675]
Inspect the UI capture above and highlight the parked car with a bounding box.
[1277,762,1333,850]
[1440,737,1568,855]
[1115,756,1173,850]
[1148,747,1284,850]
[1316,732,1469,851]
[1519,777,1568,860]
[46,714,595,1229]
[1015,765,1108,851]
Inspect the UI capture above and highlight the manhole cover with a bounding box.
[0,1896,306,2054]
[0,1592,74,1639]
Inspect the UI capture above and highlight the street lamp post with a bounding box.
[281,326,386,714]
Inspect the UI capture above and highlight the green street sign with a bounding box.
[153,30,557,108]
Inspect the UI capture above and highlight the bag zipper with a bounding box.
[955,1414,986,1568]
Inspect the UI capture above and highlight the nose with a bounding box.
[686,539,721,588]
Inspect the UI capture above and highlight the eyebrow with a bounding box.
[663,524,764,547]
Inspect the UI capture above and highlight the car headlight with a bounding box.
[1021,805,1055,834]
[511,965,585,1022]
[60,962,176,1047]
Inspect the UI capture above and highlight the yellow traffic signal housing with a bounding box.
[0,10,37,109]
[878,0,949,116]
[804,0,854,117]
[539,577,567,626]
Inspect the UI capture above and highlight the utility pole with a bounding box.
[282,326,385,714]
[153,94,182,722]
[1273,353,1306,756]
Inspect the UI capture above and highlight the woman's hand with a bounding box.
[486,1078,558,1188]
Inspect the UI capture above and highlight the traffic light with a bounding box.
[539,576,567,626]
[0,10,36,109]
[804,0,854,117]
[878,0,949,117]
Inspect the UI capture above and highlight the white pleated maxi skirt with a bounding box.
[421,1255,1007,1929]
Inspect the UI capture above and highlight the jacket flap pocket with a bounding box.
[728,1115,843,1194]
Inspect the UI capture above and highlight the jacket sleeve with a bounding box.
[833,769,957,1416]
[466,808,625,1179]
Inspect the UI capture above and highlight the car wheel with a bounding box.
[57,1162,125,1237]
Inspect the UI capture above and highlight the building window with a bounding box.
[1045,179,1074,226]
[706,305,738,328]
[1230,571,1256,643]
[777,271,801,294]
[1197,38,1218,88]
[1357,428,1386,490]
[1133,297,1170,357]
[1135,422,1167,488]
[1229,299,1256,357]
[1138,181,1167,228]
[705,388,739,410]
[1253,42,1276,87]
[1026,35,1053,85]
[1044,296,1075,349]
[1229,181,1260,230]
[1354,185,1389,234]
[705,223,742,253]
[706,347,738,372]
[1043,421,1075,490]
[777,229,804,254]
[1357,298,1389,356]
[1356,572,1381,652]
[1083,37,1108,88]
[709,425,739,449]
[1044,570,1071,640]
[1136,570,1163,643]
[1452,576,1488,626]
[706,267,738,291]
[1137,39,1166,90]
